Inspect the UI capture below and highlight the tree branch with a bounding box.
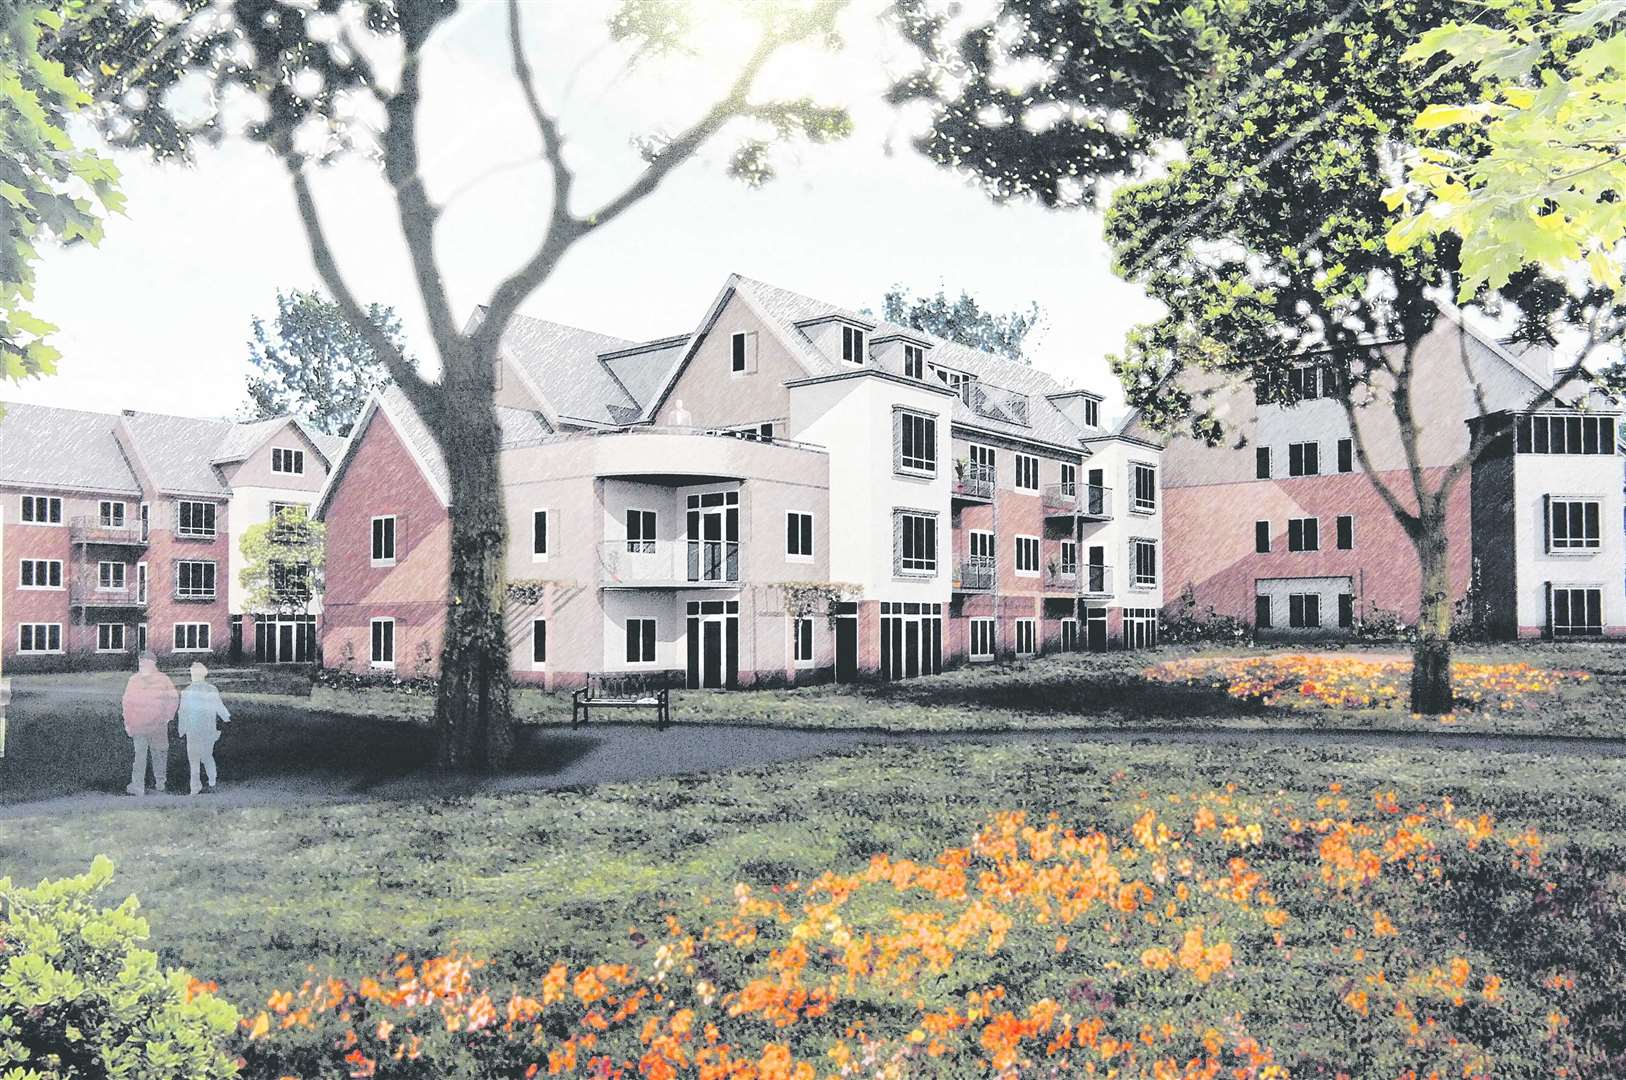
[1336,370,1420,536]
[507,0,575,233]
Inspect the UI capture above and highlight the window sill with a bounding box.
[176,533,218,542]
[1545,548,1602,557]
[19,586,64,592]
[894,570,937,580]
[370,662,396,670]
[895,466,937,480]
[1128,507,1157,516]
[786,555,815,564]
[1015,570,1039,579]
[794,659,816,669]
[372,559,397,568]
[531,554,550,563]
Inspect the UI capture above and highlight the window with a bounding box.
[1061,618,1081,650]
[1516,414,1617,455]
[1131,462,1157,513]
[1548,498,1602,551]
[372,515,397,564]
[1336,515,1354,551]
[1255,521,1271,554]
[1124,608,1159,648]
[531,509,549,560]
[1550,586,1604,637]
[99,500,125,527]
[1059,539,1078,576]
[177,500,217,539]
[626,618,657,664]
[879,602,943,681]
[1014,618,1037,657]
[731,331,748,373]
[21,494,63,524]
[1015,535,1040,576]
[841,324,866,363]
[1288,593,1321,629]
[786,511,814,561]
[1287,442,1319,477]
[793,617,815,666]
[271,447,305,474]
[369,618,394,667]
[1288,517,1320,552]
[895,511,937,575]
[97,623,127,652]
[532,619,547,668]
[19,559,62,590]
[270,562,311,603]
[1058,462,1078,498]
[98,561,126,590]
[1254,594,1273,629]
[270,500,303,521]
[1287,365,1319,401]
[1337,438,1354,473]
[175,560,217,599]
[969,443,996,479]
[136,562,148,603]
[1130,538,1158,588]
[174,622,212,653]
[1338,593,1355,629]
[896,411,937,474]
[903,343,925,379]
[626,509,656,554]
[1256,447,1271,480]
[19,623,62,653]
[1084,398,1100,428]
[1013,453,1039,492]
[969,618,996,660]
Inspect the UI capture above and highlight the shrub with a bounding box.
[313,665,438,697]
[0,856,239,1079]
[1160,583,1251,645]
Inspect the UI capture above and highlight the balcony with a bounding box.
[598,540,740,589]
[69,516,147,547]
[952,461,995,502]
[1078,564,1113,597]
[964,381,1031,427]
[69,578,147,609]
[1042,483,1112,521]
[954,557,995,592]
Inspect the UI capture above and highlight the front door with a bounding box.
[277,623,296,664]
[686,599,739,689]
[835,616,858,683]
[1086,607,1108,652]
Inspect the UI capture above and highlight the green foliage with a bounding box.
[1160,582,1252,644]
[0,0,124,395]
[1387,0,1626,298]
[244,289,400,436]
[879,285,1042,363]
[0,856,239,1079]
[237,506,325,616]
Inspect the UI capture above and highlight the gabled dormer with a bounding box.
[794,313,876,367]
[870,331,934,380]
[1047,389,1104,433]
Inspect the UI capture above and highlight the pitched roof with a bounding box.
[0,402,142,495]
[209,415,348,468]
[492,311,651,426]
[118,411,237,495]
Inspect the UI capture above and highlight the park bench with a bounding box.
[572,670,680,729]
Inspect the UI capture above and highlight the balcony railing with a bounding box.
[69,577,146,608]
[69,516,147,546]
[954,557,995,592]
[965,381,1031,427]
[598,540,740,587]
[1078,564,1113,597]
[952,461,995,501]
[1042,483,1112,520]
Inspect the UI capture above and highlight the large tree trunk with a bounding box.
[1410,507,1454,715]
[432,402,514,772]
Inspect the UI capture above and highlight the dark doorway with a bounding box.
[835,616,858,683]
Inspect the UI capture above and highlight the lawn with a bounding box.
[4,737,1626,1074]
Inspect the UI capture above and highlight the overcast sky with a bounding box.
[12,1,1160,422]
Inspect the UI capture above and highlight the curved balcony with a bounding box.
[598,540,740,589]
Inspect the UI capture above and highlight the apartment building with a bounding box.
[315,274,1164,688]
[1140,311,1626,640]
[0,403,342,670]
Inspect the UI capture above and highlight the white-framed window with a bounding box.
[1516,414,1617,456]
[1256,447,1271,480]
[1059,462,1077,496]
[98,561,126,590]
[841,324,866,363]
[372,515,397,565]
[903,343,925,379]
[625,617,657,664]
[793,617,815,666]
[1061,617,1081,650]
[1287,442,1320,477]
[969,617,996,661]
[895,510,938,575]
[19,623,62,653]
[1255,521,1272,553]
[531,508,549,561]
[1547,498,1602,552]
[136,562,148,603]
[176,500,217,539]
[531,618,547,669]
[21,494,63,525]
[1059,539,1078,576]
[626,509,656,554]
[730,331,757,374]
[1014,453,1039,492]
[896,410,937,475]
[369,618,395,668]
[175,560,217,600]
[271,447,306,475]
[173,622,211,653]
[1130,462,1157,513]
[1288,593,1321,629]
[1015,535,1040,576]
[969,529,995,562]
[1130,538,1158,588]
[96,623,127,653]
[1550,585,1604,637]
[932,364,970,393]
[1288,517,1320,552]
[969,443,996,475]
[269,500,304,521]
[99,500,126,527]
[1014,618,1037,657]
[19,559,62,590]
[786,511,814,561]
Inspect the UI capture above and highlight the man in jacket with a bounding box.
[177,661,231,795]
[122,651,178,795]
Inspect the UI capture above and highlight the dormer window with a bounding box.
[1084,397,1100,427]
[842,325,866,364]
[903,343,925,379]
[931,365,968,392]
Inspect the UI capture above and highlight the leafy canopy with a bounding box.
[880,285,1042,363]
[244,289,400,437]
[238,505,325,616]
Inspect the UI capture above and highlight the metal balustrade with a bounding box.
[598,540,740,587]
[1041,483,1113,520]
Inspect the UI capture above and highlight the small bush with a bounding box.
[1161,583,1252,645]
[313,665,438,697]
[0,856,239,1079]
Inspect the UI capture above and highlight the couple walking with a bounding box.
[122,652,231,796]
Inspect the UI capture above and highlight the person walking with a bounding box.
[178,661,231,795]
[122,651,178,796]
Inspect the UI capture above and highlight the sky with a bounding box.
[12,0,1161,423]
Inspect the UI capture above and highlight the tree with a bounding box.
[239,505,325,619]
[80,0,851,771]
[880,285,1042,363]
[0,0,124,401]
[892,0,1625,713]
[244,288,400,436]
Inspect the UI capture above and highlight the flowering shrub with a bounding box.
[237,787,1599,1078]
[1143,654,1589,715]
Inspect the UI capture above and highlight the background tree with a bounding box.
[893,0,1625,713]
[879,285,1043,363]
[238,506,325,620]
[79,0,851,771]
[244,288,399,437]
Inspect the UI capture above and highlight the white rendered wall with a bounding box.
[1512,451,1626,630]
[227,487,318,615]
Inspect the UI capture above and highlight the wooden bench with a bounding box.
[572,670,679,729]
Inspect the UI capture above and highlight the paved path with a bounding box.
[5,720,1626,820]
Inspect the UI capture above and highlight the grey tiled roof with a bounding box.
[119,411,236,495]
[492,311,645,426]
[602,337,687,413]
[0,402,142,494]
[374,383,555,498]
